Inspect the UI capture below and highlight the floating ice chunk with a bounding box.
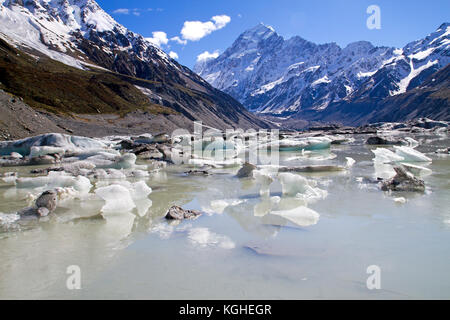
[188,228,235,249]
[95,180,152,201]
[394,146,432,162]
[0,133,108,156]
[54,187,79,202]
[394,197,407,204]
[253,169,274,197]
[10,152,23,159]
[92,169,127,180]
[345,157,356,168]
[271,206,320,227]
[2,172,17,185]
[402,163,432,177]
[128,181,152,200]
[278,173,327,203]
[30,146,65,158]
[95,185,136,213]
[16,171,92,194]
[374,163,397,180]
[188,158,243,168]
[112,153,141,170]
[404,137,419,148]
[268,137,332,151]
[372,148,405,163]
[129,170,150,178]
[286,151,337,162]
[0,212,20,226]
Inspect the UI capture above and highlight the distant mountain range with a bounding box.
[0,0,267,136]
[195,23,450,125]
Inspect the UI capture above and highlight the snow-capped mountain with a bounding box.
[0,0,268,130]
[0,0,177,72]
[195,23,450,116]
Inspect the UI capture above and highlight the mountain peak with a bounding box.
[438,22,450,30]
[242,23,277,40]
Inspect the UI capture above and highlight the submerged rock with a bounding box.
[236,162,257,178]
[279,165,345,173]
[381,166,425,192]
[366,136,404,145]
[155,144,173,162]
[120,140,135,150]
[165,206,202,220]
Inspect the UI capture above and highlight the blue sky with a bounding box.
[96,0,450,68]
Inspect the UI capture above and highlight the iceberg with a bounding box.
[346,157,356,168]
[402,163,432,177]
[372,148,405,163]
[0,133,107,157]
[393,146,432,162]
[278,173,327,203]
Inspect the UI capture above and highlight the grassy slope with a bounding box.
[0,38,176,117]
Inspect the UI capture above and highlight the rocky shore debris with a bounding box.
[436,147,450,154]
[184,170,210,176]
[236,162,257,178]
[165,206,202,220]
[381,166,426,192]
[18,190,58,218]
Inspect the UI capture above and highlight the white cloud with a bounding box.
[211,15,231,28]
[169,51,179,59]
[181,15,231,41]
[146,31,169,47]
[113,8,130,15]
[197,50,220,62]
[113,8,161,16]
[170,36,188,45]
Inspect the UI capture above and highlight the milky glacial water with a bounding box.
[0,133,449,300]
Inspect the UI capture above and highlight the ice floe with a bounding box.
[270,206,320,227]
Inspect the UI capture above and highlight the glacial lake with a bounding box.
[0,133,449,299]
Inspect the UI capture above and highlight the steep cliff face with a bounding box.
[196,23,449,124]
[0,0,268,130]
